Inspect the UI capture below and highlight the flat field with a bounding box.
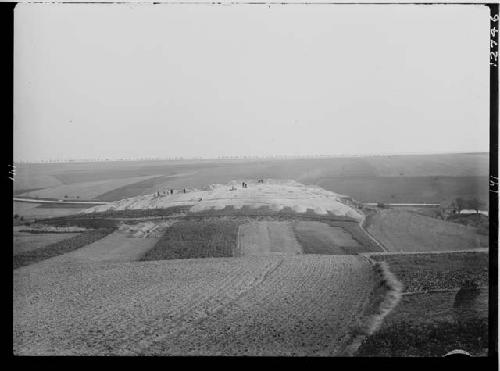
[367,209,488,252]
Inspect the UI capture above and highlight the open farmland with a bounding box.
[14,254,376,356]
[12,169,490,356]
[366,209,488,252]
[357,251,489,356]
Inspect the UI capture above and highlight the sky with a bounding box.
[14,4,490,162]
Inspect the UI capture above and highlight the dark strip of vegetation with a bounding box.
[35,217,119,230]
[369,252,489,292]
[18,230,83,234]
[141,220,242,261]
[13,228,115,269]
[356,317,488,356]
[75,205,192,219]
[187,205,358,222]
[36,203,88,209]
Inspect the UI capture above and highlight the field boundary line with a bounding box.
[358,215,387,252]
[340,259,403,356]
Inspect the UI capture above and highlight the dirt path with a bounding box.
[14,255,374,356]
[237,221,302,256]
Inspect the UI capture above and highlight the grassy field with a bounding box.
[367,209,488,252]
[356,251,489,356]
[141,219,243,261]
[14,153,489,205]
[13,228,115,269]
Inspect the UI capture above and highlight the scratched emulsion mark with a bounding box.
[9,164,16,182]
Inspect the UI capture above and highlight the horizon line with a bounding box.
[13,150,489,164]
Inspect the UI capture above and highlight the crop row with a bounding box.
[13,228,114,269]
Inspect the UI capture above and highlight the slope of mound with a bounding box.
[367,209,487,252]
[83,180,363,221]
[14,255,374,356]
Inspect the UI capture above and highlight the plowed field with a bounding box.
[14,255,373,356]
